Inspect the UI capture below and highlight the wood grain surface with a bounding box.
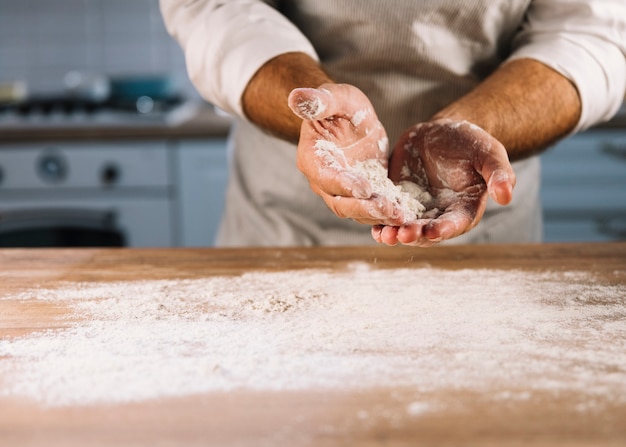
[1,242,625,447]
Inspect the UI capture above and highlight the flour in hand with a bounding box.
[353,159,431,223]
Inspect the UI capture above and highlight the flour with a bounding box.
[314,139,348,171]
[351,109,368,127]
[1,266,625,409]
[353,159,431,221]
[313,138,430,222]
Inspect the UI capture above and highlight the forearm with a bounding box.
[432,58,582,161]
[242,52,334,143]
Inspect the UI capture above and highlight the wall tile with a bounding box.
[0,0,197,99]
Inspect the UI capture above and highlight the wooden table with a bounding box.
[1,243,625,446]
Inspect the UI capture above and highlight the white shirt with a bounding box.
[160,0,626,246]
[162,0,625,132]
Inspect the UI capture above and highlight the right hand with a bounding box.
[372,118,516,246]
[288,83,402,225]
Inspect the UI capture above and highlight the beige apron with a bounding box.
[216,0,542,247]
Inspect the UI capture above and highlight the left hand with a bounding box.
[288,83,402,225]
[372,119,516,246]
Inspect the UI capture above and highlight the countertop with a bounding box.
[0,242,625,446]
[1,104,625,145]
[0,104,232,143]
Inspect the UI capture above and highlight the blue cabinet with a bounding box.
[540,129,626,242]
[174,139,229,247]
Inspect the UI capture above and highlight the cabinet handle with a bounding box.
[601,142,626,161]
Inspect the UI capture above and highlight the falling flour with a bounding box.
[1,265,625,409]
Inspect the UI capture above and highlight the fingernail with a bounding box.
[289,89,327,120]
[488,169,509,188]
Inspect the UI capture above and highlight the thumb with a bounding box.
[485,167,516,205]
[474,132,516,206]
[288,87,336,121]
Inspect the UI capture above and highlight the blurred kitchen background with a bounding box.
[0,0,232,248]
[0,0,196,99]
[0,0,624,247]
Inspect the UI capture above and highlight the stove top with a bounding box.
[0,95,200,129]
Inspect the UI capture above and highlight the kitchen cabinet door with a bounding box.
[174,139,228,247]
[540,129,626,242]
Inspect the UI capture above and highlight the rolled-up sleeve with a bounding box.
[160,0,318,116]
[508,0,626,131]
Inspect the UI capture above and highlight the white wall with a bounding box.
[0,0,198,98]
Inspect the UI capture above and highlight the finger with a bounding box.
[476,143,516,206]
[401,192,484,244]
[318,191,402,225]
[371,225,399,245]
[379,225,400,246]
[486,167,516,205]
[395,222,436,247]
[378,222,439,247]
[419,204,479,242]
[371,225,384,243]
[304,138,374,198]
[289,85,370,123]
[288,87,336,121]
[308,165,372,199]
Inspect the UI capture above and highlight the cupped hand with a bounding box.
[372,118,516,246]
[288,83,404,225]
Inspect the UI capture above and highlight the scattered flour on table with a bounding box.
[1,265,625,408]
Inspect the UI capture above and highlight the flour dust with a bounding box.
[0,265,625,409]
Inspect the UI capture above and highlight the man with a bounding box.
[161,1,626,247]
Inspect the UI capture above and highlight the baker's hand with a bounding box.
[288,83,398,225]
[372,119,516,246]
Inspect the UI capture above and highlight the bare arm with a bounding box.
[242,52,401,225]
[242,55,581,160]
[241,52,333,143]
[240,52,584,246]
[432,58,582,161]
[376,58,583,246]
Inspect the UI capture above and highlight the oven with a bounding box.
[0,77,228,248]
[0,141,175,247]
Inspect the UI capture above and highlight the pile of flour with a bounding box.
[1,265,624,408]
[353,159,431,220]
[314,137,431,222]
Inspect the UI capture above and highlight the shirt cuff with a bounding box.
[508,34,626,132]
[184,3,318,117]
